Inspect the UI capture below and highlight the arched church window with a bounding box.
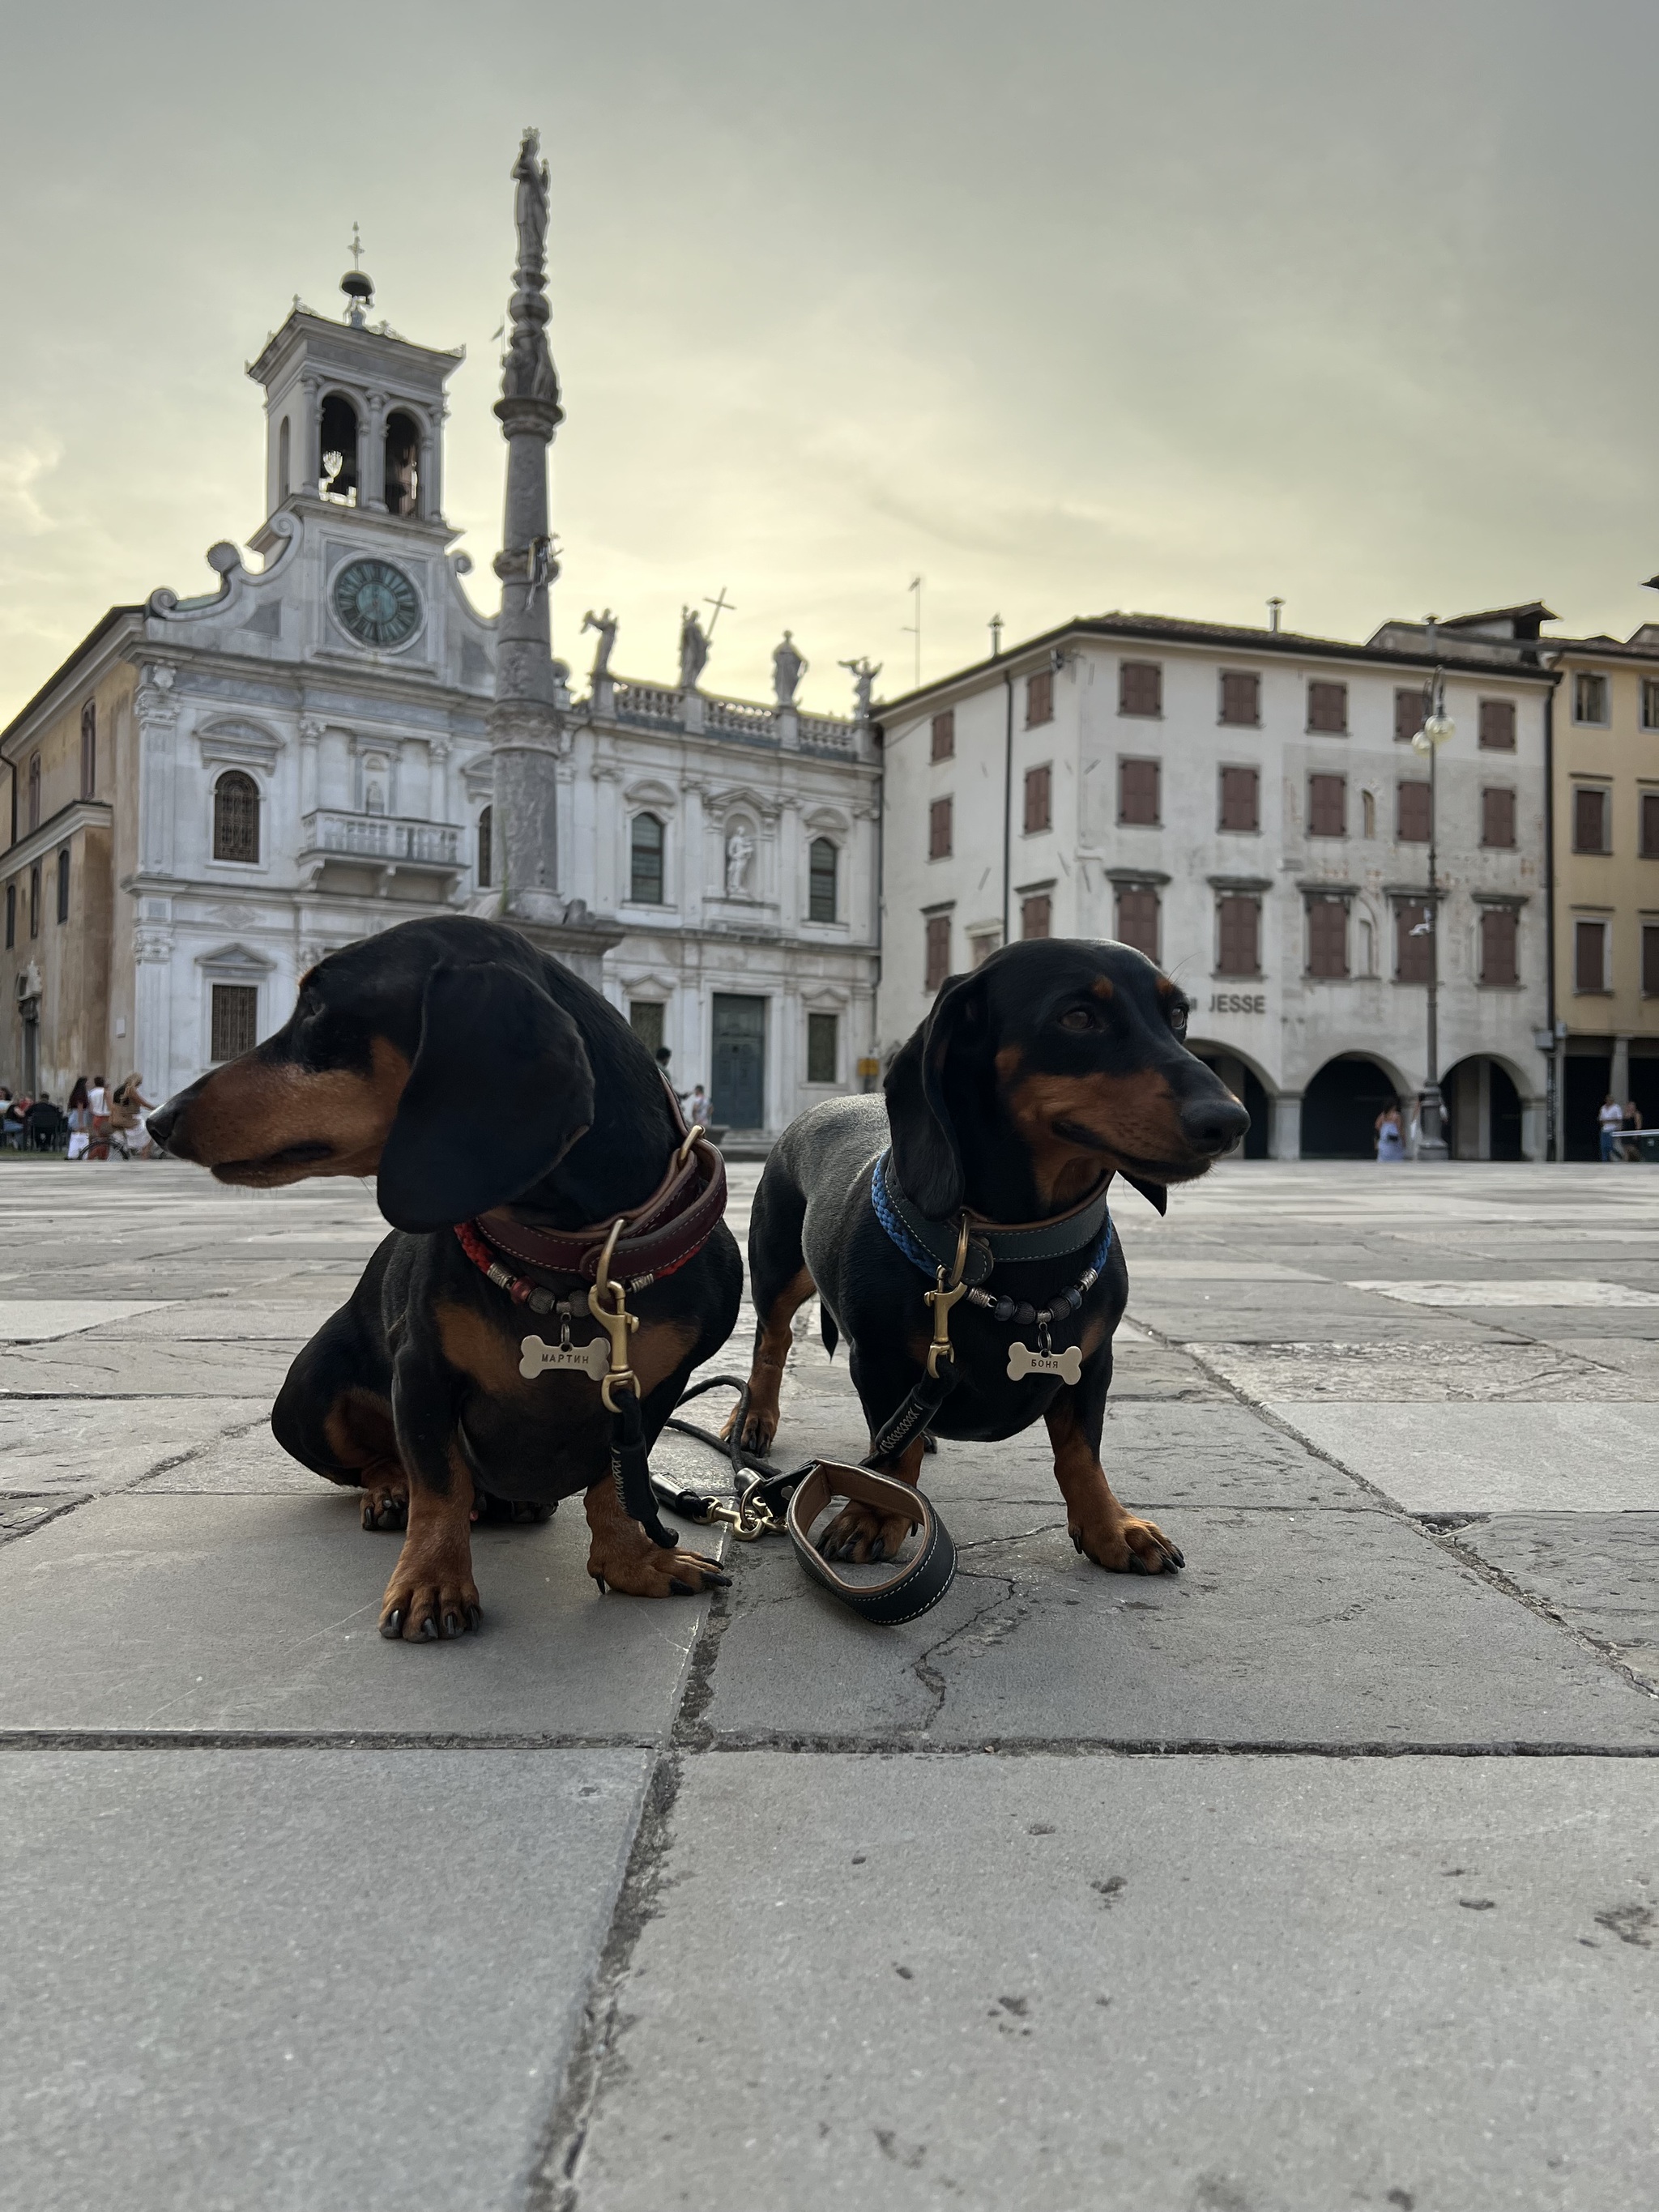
[477,805,493,888]
[212,771,260,863]
[630,813,664,904]
[385,411,421,518]
[278,416,291,502]
[318,393,359,504]
[808,837,838,923]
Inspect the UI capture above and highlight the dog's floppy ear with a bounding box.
[884,969,985,1218]
[376,961,595,1231]
[1120,1173,1168,1217]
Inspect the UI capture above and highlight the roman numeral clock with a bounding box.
[331,557,422,649]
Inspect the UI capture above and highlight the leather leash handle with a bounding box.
[786,1461,957,1626]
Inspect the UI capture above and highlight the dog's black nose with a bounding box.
[146,1102,180,1151]
[1180,1095,1251,1156]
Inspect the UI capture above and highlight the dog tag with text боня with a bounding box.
[519,1335,609,1383]
[1006,1340,1084,1386]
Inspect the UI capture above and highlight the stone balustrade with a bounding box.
[299,809,462,865]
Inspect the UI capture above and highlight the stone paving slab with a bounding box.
[1130,1294,1516,1344]
[0,1298,176,1340]
[0,1747,648,2212]
[0,1341,303,1397]
[702,1496,1659,1749]
[0,1492,725,1739]
[87,1300,342,1340]
[568,1751,1659,2212]
[1195,1338,1652,1400]
[1269,1401,1659,1515]
[0,1396,270,1494]
[1449,1513,1659,1690]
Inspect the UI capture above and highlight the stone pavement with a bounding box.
[1,1154,1656,2212]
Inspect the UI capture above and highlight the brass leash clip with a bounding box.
[923,1216,971,1380]
[591,1217,639,1411]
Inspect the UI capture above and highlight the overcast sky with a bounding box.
[3,0,1657,721]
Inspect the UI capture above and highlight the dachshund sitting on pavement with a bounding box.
[734,938,1248,1575]
[149,915,742,1643]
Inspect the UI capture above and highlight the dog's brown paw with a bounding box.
[816,1498,915,1567]
[587,1539,731,1598]
[360,1477,407,1533]
[378,1558,482,1641]
[1071,1511,1184,1575]
[722,1396,778,1459]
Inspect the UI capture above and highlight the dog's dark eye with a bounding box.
[1058,1008,1095,1033]
[1169,1005,1188,1035]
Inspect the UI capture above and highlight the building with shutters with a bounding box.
[876,612,1554,1160]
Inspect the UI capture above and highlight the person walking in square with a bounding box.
[66,1076,91,1161]
[1375,1102,1406,1161]
[1598,1093,1627,1163]
[87,1074,111,1161]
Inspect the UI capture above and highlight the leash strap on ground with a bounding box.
[610,1388,679,1550]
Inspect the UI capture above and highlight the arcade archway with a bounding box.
[1301,1055,1403,1159]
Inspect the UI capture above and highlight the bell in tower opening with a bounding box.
[318,393,360,504]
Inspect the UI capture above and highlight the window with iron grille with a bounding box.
[1307,680,1347,733]
[212,771,260,863]
[1572,786,1610,853]
[1644,682,1659,733]
[1026,671,1054,727]
[1479,907,1519,987]
[79,701,96,798]
[1308,773,1346,837]
[629,812,664,903]
[1119,663,1162,717]
[29,863,40,939]
[928,795,953,859]
[1118,758,1160,825]
[924,913,952,990]
[476,805,492,888]
[1219,671,1260,727]
[56,849,69,924]
[1640,791,1659,859]
[1219,765,1259,832]
[808,837,838,923]
[1306,897,1347,978]
[211,983,259,1062]
[1576,918,1607,993]
[1644,923,1659,996]
[1481,787,1516,849]
[1395,901,1433,984]
[1114,885,1158,960]
[1021,893,1052,941]
[807,1011,838,1084]
[1395,688,1427,744]
[1397,779,1431,843]
[1215,894,1260,976]
[1574,672,1610,725]
[1023,765,1051,834]
[629,1000,665,1055]
[930,710,955,761]
[1479,698,1516,751]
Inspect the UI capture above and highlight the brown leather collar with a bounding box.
[475,1089,727,1289]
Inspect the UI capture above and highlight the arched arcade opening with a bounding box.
[1443,1055,1525,1161]
[1302,1054,1402,1159]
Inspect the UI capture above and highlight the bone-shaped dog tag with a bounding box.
[519,1334,609,1382]
[1007,1340,1084,1386]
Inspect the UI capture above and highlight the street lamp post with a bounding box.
[1411,619,1456,1161]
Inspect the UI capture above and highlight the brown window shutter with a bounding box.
[930,710,955,761]
[1642,791,1659,858]
[1396,780,1431,843]
[1572,786,1607,853]
[1119,662,1162,716]
[1020,893,1051,941]
[924,914,951,991]
[1395,901,1433,984]
[1480,908,1518,987]
[1306,897,1347,978]
[1481,787,1516,848]
[1216,895,1260,975]
[1026,671,1054,727]
[1307,680,1347,733]
[1220,671,1260,727]
[1114,886,1159,960]
[1576,918,1606,992]
[1395,687,1427,744]
[1478,698,1516,751]
[928,795,953,859]
[1119,758,1160,825]
[1644,923,1659,996]
[1219,765,1259,831]
[1308,773,1346,837]
[1023,764,1051,834]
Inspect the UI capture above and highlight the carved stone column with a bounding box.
[134,667,181,876]
[133,916,176,1101]
[361,389,388,512]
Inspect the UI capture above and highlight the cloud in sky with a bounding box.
[3,0,1658,721]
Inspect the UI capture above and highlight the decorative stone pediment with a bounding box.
[196,717,283,773]
[704,782,782,825]
[624,776,678,812]
[196,940,277,979]
[803,803,851,836]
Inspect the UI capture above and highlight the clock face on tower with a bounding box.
[331,558,422,649]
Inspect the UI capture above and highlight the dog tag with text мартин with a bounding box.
[1006,1340,1084,1386]
[519,1335,609,1382]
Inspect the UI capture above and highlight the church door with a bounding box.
[711,994,766,1131]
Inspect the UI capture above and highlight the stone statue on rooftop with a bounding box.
[772,630,807,707]
[582,607,618,684]
[679,606,709,692]
[839,655,881,722]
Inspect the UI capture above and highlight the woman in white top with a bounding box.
[1598,1094,1627,1163]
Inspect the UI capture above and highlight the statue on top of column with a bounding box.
[501,130,561,411]
[679,606,710,692]
[512,127,549,278]
[772,630,807,707]
[582,607,618,684]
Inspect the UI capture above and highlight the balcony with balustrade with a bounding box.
[604,676,858,757]
[298,809,466,899]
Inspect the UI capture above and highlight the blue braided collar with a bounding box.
[872,1149,1113,1286]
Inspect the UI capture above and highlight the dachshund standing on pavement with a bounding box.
[735,939,1248,1575]
[149,916,742,1643]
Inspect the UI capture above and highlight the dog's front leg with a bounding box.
[378,1353,481,1642]
[1044,1386,1183,1576]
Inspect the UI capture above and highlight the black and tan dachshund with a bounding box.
[149,915,742,1642]
[735,938,1248,1575]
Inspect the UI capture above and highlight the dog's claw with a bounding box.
[466,1604,483,1630]
[668,1576,693,1595]
[381,1607,403,1638]
[869,1537,886,1563]
[418,1615,438,1641]
[441,1609,461,1638]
